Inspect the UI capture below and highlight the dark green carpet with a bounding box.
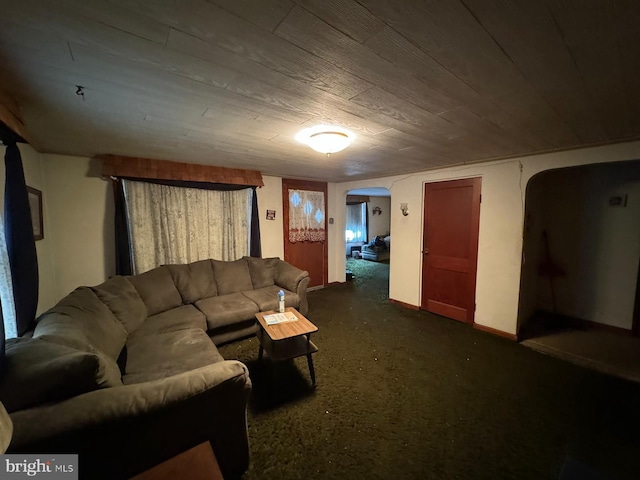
[219,259,640,479]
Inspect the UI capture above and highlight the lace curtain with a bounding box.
[123,180,252,274]
[0,213,16,339]
[289,189,325,242]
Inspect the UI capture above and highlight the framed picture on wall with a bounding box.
[27,186,44,241]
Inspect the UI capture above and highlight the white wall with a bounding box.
[367,196,391,238]
[20,145,58,314]
[41,155,115,303]
[327,182,340,282]
[518,171,546,329]
[329,141,640,335]
[256,175,284,259]
[523,162,640,329]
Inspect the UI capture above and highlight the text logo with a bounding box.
[1,455,77,479]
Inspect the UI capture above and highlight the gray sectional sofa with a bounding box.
[361,235,391,262]
[0,256,310,479]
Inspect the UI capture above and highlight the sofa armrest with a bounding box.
[275,262,310,315]
[0,401,12,453]
[9,360,251,479]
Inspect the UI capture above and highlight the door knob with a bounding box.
[423,249,429,254]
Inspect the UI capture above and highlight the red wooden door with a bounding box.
[282,178,328,289]
[421,178,481,323]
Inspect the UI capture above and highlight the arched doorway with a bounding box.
[345,187,391,297]
[517,160,640,381]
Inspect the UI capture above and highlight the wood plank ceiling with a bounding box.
[0,0,639,182]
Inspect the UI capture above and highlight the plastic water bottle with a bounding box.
[278,290,285,313]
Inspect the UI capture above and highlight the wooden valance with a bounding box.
[0,91,30,143]
[346,195,370,204]
[102,154,264,187]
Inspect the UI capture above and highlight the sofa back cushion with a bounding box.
[212,258,253,295]
[91,276,147,334]
[245,256,280,289]
[34,287,128,362]
[0,338,120,413]
[128,266,183,316]
[167,260,217,304]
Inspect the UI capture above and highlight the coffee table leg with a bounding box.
[307,353,316,387]
[258,345,263,361]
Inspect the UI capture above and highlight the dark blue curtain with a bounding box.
[112,179,132,276]
[250,188,261,258]
[4,143,38,336]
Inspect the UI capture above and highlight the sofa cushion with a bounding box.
[245,256,279,289]
[122,328,223,384]
[130,305,207,338]
[195,293,260,330]
[91,276,147,334]
[129,266,183,316]
[242,286,300,313]
[212,258,253,295]
[166,260,217,304]
[34,287,128,361]
[0,338,119,413]
[209,320,260,346]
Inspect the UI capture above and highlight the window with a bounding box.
[0,213,16,339]
[345,203,367,243]
[123,180,253,273]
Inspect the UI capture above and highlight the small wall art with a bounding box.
[27,186,44,241]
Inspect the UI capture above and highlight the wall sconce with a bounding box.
[372,206,382,215]
[400,203,409,216]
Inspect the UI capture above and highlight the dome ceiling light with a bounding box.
[295,125,355,154]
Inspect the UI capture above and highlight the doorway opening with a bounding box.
[518,160,640,382]
[345,187,391,297]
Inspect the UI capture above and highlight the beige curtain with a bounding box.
[345,203,367,242]
[0,214,16,338]
[289,189,325,242]
[123,180,252,273]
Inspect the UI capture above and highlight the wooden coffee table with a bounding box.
[255,307,319,386]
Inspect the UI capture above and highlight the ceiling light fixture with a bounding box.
[295,125,355,154]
